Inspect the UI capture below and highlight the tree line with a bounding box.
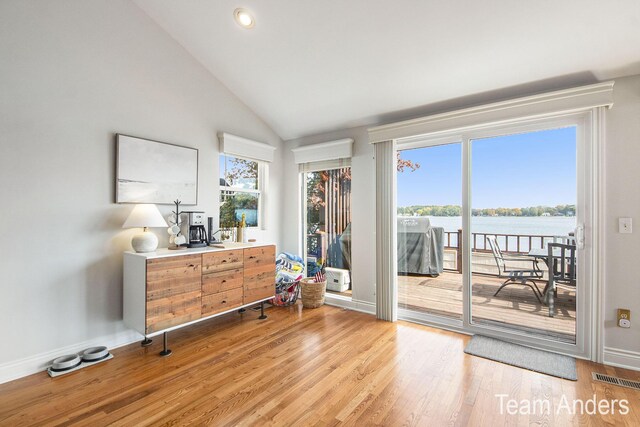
[398,204,576,217]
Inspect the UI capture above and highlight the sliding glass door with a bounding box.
[302,163,352,298]
[470,127,578,344]
[395,113,592,356]
[397,142,463,321]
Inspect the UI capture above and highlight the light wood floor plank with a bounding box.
[0,304,638,426]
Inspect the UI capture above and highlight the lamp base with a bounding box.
[131,230,159,253]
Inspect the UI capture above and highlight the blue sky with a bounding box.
[397,127,577,208]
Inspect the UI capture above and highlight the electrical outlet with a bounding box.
[618,309,631,328]
[619,217,632,234]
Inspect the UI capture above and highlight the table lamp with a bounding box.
[122,204,168,253]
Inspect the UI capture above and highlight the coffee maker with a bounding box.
[185,211,208,248]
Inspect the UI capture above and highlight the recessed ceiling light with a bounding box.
[234,8,255,29]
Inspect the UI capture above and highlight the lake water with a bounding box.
[235,208,258,227]
[411,216,577,252]
[424,216,576,236]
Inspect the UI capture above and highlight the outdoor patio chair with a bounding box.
[486,235,544,303]
[552,235,576,245]
[546,242,577,317]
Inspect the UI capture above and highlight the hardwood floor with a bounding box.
[1,304,639,426]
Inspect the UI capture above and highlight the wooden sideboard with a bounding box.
[124,244,275,355]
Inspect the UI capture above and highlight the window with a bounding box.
[219,154,261,228]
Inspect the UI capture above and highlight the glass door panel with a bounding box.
[304,167,352,297]
[397,143,462,320]
[469,127,578,343]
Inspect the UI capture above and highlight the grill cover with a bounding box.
[397,217,445,275]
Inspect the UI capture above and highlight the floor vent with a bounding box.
[592,372,640,390]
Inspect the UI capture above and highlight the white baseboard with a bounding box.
[324,295,376,316]
[603,347,640,371]
[0,330,141,385]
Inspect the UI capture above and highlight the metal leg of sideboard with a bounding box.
[258,301,267,320]
[159,332,172,357]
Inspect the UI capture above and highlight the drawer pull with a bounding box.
[221,260,227,263]
[222,300,227,304]
[249,256,256,259]
[189,264,195,268]
[221,280,227,283]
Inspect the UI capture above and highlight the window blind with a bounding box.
[298,158,351,173]
[291,138,353,165]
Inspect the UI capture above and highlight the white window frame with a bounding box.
[299,159,353,302]
[369,81,613,362]
[396,112,594,359]
[219,154,268,230]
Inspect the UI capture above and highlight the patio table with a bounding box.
[528,247,576,317]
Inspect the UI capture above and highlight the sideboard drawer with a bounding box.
[202,268,243,295]
[146,290,201,334]
[202,250,243,274]
[244,246,276,271]
[146,255,201,282]
[244,268,274,290]
[147,276,201,301]
[244,284,274,301]
[244,246,275,302]
[201,287,243,317]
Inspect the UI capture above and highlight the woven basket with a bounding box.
[300,278,326,308]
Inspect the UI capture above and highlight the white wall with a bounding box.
[603,74,640,368]
[282,74,640,369]
[2,1,638,385]
[0,0,283,382]
[283,128,376,306]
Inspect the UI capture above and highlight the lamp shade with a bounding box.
[122,204,168,229]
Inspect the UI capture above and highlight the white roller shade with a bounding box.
[218,132,276,162]
[292,138,353,164]
[298,158,351,173]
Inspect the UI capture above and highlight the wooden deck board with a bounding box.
[399,271,576,342]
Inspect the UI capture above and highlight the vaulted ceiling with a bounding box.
[134,0,640,140]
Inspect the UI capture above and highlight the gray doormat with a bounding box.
[464,335,577,380]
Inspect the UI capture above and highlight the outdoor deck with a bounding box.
[398,271,576,343]
[324,271,575,343]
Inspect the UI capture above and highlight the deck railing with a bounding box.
[444,230,556,253]
[444,229,557,273]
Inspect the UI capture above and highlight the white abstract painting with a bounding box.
[117,134,198,205]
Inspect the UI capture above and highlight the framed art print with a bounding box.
[116,134,198,205]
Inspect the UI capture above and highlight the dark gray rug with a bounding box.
[464,335,577,380]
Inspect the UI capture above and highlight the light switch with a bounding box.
[619,217,632,234]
